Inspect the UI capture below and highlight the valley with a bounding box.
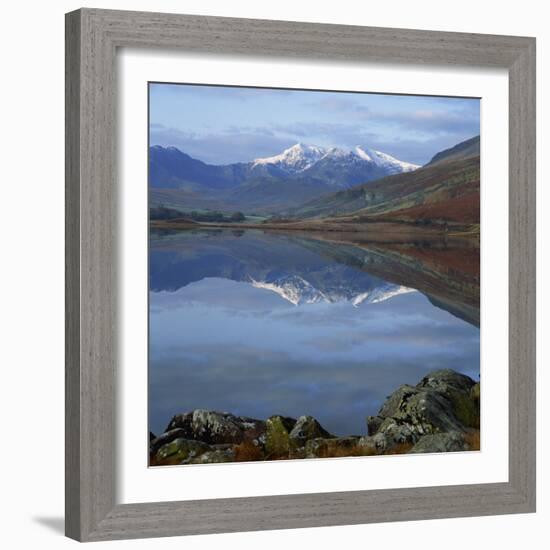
[150,136,480,240]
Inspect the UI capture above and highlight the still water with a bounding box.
[149,229,480,437]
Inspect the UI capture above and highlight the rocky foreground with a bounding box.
[149,369,480,466]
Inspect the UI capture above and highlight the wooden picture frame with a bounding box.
[65,8,536,541]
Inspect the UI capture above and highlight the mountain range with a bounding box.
[149,143,419,214]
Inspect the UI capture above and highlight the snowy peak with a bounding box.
[249,275,326,305]
[351,285,416,307]
[252,143,328,173]
[354,146,419,174]
[252,143,419,176]
[249,274,416,307]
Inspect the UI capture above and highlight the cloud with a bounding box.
[150,125,296,164]
[149,283,479,436]
[150,113,479,166]
[368,108,480,136]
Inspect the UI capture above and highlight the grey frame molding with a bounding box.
[65,8,536,542]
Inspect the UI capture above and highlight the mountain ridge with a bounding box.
[149,143,420,213]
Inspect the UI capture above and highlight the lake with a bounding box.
[149,228,480,437]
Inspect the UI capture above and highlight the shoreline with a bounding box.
[149,369,481,466]
[150,218,479,244]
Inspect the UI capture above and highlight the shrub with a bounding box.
[233,441,264,462]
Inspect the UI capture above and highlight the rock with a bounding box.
[411,431,468,453]
[470,383,480,423]
[304,437,361,459]
[417,369,475,394]
[366,370,480,449]
[189,448,236,464]
[374,417,418,445]
[149,431,156,441]
[289,415,333,449]
[417,369,480,429]
[155,438,211,465]
[358,435,382,453]
[366,415,384,436]
[165,410,266,445]
[264,415,296,458]
[150,428,190,457]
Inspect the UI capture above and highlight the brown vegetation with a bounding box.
[233,440,265,462]
[384,442,415,455]
[463,430,481,451]
[314,444,378,459]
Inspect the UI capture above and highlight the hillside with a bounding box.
[289,152,479,225]
[426,135,480,166]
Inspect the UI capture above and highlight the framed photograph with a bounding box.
[65,8,536,542]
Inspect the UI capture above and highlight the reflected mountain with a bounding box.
[149,228,479,326]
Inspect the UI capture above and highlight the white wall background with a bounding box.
[0,0,546,548]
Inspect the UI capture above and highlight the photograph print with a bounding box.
[148,83,481,466]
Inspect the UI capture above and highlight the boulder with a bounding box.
[411,431,468,453]
[366,370,480,449]
[165,410,266,445]
[150,428,190,457]
[189,448,236,464]
[289,415,333,449]
[417,369,480,429]
[264,415,296,458]
[155,438,211,465]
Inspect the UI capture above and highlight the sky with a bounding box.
[149,83,480,166]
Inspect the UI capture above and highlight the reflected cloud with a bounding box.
[149,234,480,437]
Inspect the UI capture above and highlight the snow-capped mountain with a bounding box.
[251,143,419,177]
[251,143,327,174]
[354,146,419,174]
[249,274,415,307]
[149,142,420,214]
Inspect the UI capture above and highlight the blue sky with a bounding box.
[149,83,480,166]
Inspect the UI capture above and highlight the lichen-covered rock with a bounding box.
[417,369,475,395]
[150,428,190,457]
[411,431,468,453]
[366,415,384,436]
[264,415,296,457]
[189,448,236,464]
[155,438,211,464]
[165,410,266,445]
[374,417,418,445]
[366,369,480,449]
[289,415,333,449]
[417,369,480,429]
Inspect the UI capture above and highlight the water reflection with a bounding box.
[149,229,480,436]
